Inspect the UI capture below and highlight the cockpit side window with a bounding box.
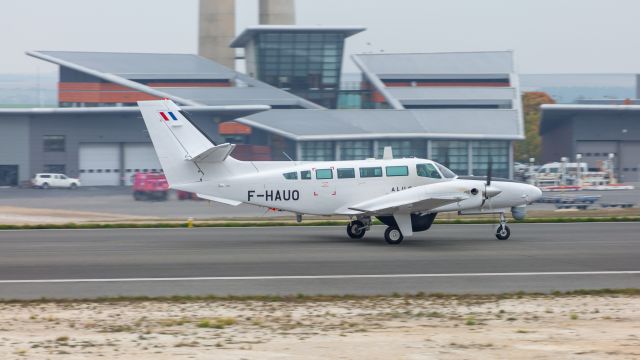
[301,170,312,180]
[283,171,298,180]
[416,163,441,179]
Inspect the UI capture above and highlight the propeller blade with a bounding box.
[486,158,493,186]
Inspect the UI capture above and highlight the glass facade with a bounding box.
[300,141,334,161]
[431,141,469,175]
[471,141,510,178]
[255,32,345,108]
[339,141,372,160]
[377,140,425,159]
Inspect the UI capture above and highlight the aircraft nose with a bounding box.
[529,185,543,202]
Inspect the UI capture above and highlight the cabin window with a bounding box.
[283,171,298,180]
[359,167,382,178]
[386,166,409,177]
[315,169,333,179]
[337,168,355,179]
[300,170,312,180]
[416,163,441,179]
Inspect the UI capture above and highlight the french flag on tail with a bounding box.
[159,111,178,121]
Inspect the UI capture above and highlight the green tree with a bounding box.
[515,92,555,162]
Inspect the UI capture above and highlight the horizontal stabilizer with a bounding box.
[188,143,236,163]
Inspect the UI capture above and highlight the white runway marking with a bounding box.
[1,271,639,284]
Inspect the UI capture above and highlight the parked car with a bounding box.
[132,172,169,201]
[31,173,81,189]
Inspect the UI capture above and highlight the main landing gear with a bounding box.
[495,212,511,240]
[346,217,370,239]
[384,226,403,245]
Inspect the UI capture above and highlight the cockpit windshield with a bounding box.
[434,162,457,178]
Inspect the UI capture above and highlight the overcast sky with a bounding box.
[2,0,639,75]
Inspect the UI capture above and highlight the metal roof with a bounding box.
[386,87,516,102]
[159,87,305,107]
[540,104,640,133]
[354,51,514,76]
[230,25,366,48]
[0,105,270,119]
[237,109,522,141]
[31,51,235,80]
[27,50,322,109]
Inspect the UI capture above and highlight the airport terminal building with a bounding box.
[0,28,523,187]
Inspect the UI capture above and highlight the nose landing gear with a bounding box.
[495,212,511,240]
[346,216,371,239]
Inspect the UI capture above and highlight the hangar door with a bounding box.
[78,143,120,186]
[123,143,162,185]
[620,141,640,183]
[576,141,617,171]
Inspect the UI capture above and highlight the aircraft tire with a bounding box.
[346,220,366,239]
[384,226,403,245]
[496,225,511,240]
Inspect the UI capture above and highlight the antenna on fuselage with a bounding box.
[282,152,294,161]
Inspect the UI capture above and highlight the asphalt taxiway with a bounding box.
[0,223,638,299]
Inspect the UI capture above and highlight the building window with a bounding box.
[339,141,372,160]
[43,164,66,174]
[471,141,509,178]
[43,135,65,152]
[378,140,425,158]
[431,141,468,175]
[300,141,334,161]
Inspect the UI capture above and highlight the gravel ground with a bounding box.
[0,294,638,359]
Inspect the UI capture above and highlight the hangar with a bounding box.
[0,30,523,186]
[540,104,640,183]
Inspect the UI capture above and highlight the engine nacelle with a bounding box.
[511,205,527,221]
[377,213,437,232]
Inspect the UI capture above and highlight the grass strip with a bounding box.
[1,288,638,305]
[0,216,638,230]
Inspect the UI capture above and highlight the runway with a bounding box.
[0,223,639,299]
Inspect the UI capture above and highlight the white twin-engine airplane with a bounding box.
[138,100,542,245]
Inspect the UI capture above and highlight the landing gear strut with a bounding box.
[384,226,403,245]
[495,212,511,240]
[346,216,370,239]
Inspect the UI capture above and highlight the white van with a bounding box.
[31,173,81,189]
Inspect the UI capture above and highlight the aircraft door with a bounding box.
[313,167,337,203]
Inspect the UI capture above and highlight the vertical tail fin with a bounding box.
[138,99,235,186]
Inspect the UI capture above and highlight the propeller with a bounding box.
[482,158,501,208]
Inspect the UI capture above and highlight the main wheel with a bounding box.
[384,226,403,245]
[346,220,366,239]
[496,225,511,240]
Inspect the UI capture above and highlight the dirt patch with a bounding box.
[0,295,638,359]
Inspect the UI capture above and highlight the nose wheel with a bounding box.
[495,212,511,240]
[346,220,366,239]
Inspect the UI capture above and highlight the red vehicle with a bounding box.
[132,172,169,201]
[176,190,202,200]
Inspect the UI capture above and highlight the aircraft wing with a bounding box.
[344,183,469,215]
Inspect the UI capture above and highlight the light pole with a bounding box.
[575,153,582,187]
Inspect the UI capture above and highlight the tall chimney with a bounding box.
[259,0,295,25]
[199,0,236,69]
